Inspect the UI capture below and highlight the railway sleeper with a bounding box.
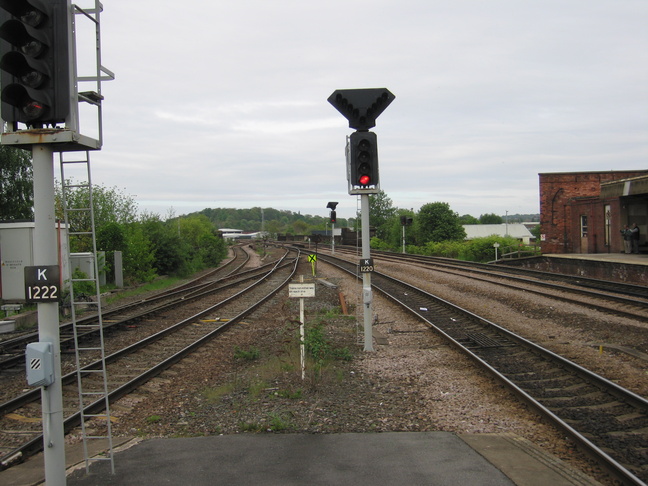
[463,332,511,348]
[614,412,647,423]
[575,400,626,411]
[539,396,603,407]
[544,382,590,393]
[605,428,648,438]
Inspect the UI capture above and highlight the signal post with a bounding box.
[0,1,112,483]
[327,201,337,254]
[328,88,394,351]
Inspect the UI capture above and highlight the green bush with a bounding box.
[370,237,397,251]
[304,324,330,363]
[459,236,520,262]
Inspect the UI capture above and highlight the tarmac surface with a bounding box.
[1,431,601,486]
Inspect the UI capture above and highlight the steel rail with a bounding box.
[0,248,300,470]
[318,252,648,486]
[0,245,265,370]
[326,247,648,319]
[0,255,297,416]
[331,245,648,300]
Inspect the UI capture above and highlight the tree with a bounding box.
[369,190,397,239]
[177,214,226,271]
[376,208,416,250]
[479,213,503,224]
[416,202,466,244]
[0,145,33,220]
[459,214,479,224]
[122,223,156,283]
[292,220,308,235]
[97,222,127,281]
[140,214,192,276]
[56,181,138,226]
[55,181,139,252]
[265,220,282,237]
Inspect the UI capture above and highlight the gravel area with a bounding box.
[84,251,648,485]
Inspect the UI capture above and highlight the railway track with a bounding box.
[326,247,648,322]
[0,250,293,408]
[0,244,257,372]
[0,247,300,470]
[332,246,648,299]
[318,252,648,485]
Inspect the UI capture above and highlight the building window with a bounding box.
[580,215,588,237]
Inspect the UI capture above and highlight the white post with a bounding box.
[32,144,66,486]
[361,194,373,351]
[331,222,335,254]
[299,276,305,380]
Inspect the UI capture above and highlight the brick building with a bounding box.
[539,170,648,254]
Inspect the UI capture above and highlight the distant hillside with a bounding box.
[192,207,348,233]
[502,213,540,223]
[190,207,539,233]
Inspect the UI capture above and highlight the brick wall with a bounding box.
[539,171,648,254]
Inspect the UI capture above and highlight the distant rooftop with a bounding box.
[463,223,534,240]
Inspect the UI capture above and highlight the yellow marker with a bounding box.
[6,413,42,423]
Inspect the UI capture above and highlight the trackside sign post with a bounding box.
[289,283,316,298]
[289,279,316,379]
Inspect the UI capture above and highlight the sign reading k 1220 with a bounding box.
[359,258,374,273]
[24,266,61,303]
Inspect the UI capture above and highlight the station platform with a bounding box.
[1,432,601,486]
[545,252,648,266]
[501,252,648,285]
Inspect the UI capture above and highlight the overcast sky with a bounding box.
[69,0,647,221]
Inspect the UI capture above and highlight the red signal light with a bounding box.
[349,131,379,192]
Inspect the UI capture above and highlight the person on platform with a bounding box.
[621,225,632,254]
[630,223,640,254]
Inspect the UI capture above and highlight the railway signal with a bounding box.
[0,0,71,128]
[349,130,379,190]
[328,87,394,351]
[327,88,395,130]
[330,210,336,223]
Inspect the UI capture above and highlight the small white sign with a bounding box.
[289,283,316,298]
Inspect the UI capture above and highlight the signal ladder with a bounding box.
[59,151,114,474]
